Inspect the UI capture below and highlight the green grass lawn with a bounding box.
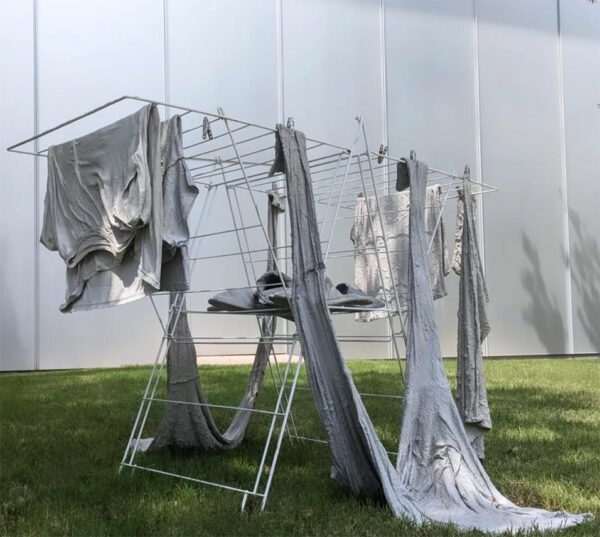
[1,359,599,537]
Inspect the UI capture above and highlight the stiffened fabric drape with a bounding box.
[274,125,591,533]
[453,180,492,459]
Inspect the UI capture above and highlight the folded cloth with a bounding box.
[208,272,384,319]
[207,288,258,312]
[45,109,198,312]
[351,187,449,322]
[327,282,376,309]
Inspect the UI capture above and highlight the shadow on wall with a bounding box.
[568,209,600,352]
[520,233,568,355]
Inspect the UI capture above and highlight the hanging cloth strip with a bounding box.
[147,192,283,450]
[273,124,591,532]
[453,175,492,459]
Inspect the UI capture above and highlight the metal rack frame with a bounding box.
[7,95,497,511]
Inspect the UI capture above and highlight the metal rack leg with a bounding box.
[240,340,299,511]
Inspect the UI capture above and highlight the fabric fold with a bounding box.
[275,124,591,533]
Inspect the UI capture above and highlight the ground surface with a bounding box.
[1,358,598,537]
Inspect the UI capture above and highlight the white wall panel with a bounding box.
[283,0,388,359]
[478,0,570,356]
[560,0,600,354]
[0,0,36,371]
[166,0,281,358]
[35,0,166,369]
[385,0,478,357]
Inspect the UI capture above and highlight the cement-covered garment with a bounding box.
[453,180,492,459]
[273,124,591,533]
[351,188,449,321]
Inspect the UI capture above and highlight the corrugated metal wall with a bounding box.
[1,0,598,370]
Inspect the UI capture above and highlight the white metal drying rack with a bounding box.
[7,95,497,512]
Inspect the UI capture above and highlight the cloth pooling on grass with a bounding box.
[273,123,591,532]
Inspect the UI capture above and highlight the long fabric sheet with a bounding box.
[149,192,283,450]
[351,188,448,321]
[453,181,492,459]
[274,124,591,533]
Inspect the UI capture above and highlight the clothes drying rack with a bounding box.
[7,95,498,511]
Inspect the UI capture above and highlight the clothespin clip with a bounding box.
[217,107,225,117]
[202,116,213,140]
[377,144,388,164]
[409,149,417,161]
[286,117,295,130]
[463,164,470,181]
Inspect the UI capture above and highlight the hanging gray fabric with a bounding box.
[41,104,162,311]
[41,107,199,312]
[351,187,449,321]
[271,124,417,506]
[71,114,199,311]
[273,124,590,532]
[453,178,491,459]
[148,191,283,450]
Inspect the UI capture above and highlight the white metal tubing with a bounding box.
[260,352,304,510]
[127,294,186,466]
[144,397,286,416]
[121,463,264,497]
[224,183,253,284]
[318,154,344,238]
[241,340,298,511]
[426,173,456,255]
[355,145,405,384]
[220,112,293,308]
[323,118,363,262]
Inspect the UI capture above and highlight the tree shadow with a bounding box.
[520,233,568,354]
[568,208,600,352]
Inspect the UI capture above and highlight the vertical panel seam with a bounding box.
[556,0,575,355]
[163,0,169,106]
[380,0,389,151]
[33,0,40,371]
[472,0,489,357]
[277,0,284,123]
[380,0,392,360]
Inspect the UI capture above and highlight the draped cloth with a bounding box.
[148,193,283,450]
[274,124,591,532]
[351,188,449,321]
[453,180,492,459]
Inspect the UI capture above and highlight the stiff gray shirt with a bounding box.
[351,187,449,321]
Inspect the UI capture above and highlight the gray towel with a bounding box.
[453,183,491,459]
[275,125,590,532]
[351,188,449,321]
